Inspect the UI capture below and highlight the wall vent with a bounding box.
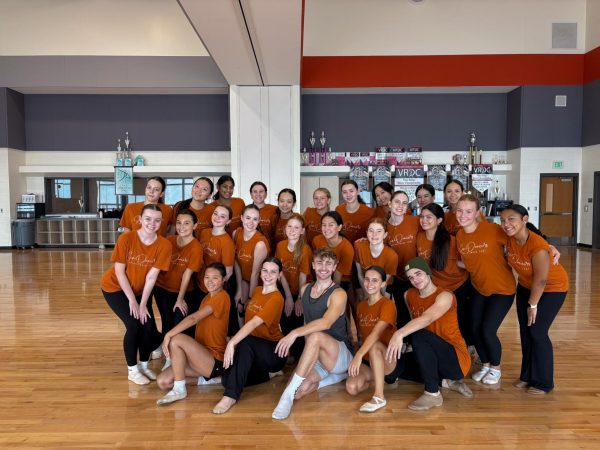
[555,95,567,107]
[552,23,577,49]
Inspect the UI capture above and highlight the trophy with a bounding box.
[494,180,500,200]
[116,139,123,166]
[320,131,327,149]
[124,131,133,166]
[309,131,316,149]
[319,131,327,165]
[468,132,477,165]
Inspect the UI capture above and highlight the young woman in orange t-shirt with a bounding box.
[417,203,473,348]
[386,257,472,411]
[372,182,393,220]
[119,176,173,237]
[443,179,468,236]
[213,175,246,237]
[271,188,297,246]
[212,257,287,415]
[501,204,569,394]
[414,183,435,216]
[276,214,312,360]
[386,190,420,327]
[155,263,231,405]
[303,187,331,247]
[335,180,375,242]
[311,211,354,288]
[455,194,515,385]
[171,177,216,235]
[233,205,269,328]
[101,204,172,385]
[346,266,399,413]
[154,209,204,369]
[249,181,278,248]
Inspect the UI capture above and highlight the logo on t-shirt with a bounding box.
[457,241,489,255]
[127,251,156,267]
[387,233,415,248]
[507,252,532,271]
[170,252,188,267]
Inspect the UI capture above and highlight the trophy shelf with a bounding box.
[301,164,513,176]
[20,164,232,177]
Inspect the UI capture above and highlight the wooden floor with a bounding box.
[1,247,599,449]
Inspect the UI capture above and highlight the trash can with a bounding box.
[12,219,36,248]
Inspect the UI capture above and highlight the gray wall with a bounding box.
[0,88,26,150]
[25,94,229,151]
[301,93,508,152]
[506,87,522,149]
[519,85,582,148]
[583,78,600,146]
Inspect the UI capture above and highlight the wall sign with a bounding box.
[115,166,134,195]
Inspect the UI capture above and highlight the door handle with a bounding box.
[541,212,572,216]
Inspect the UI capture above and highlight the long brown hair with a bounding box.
[286,214,307,266]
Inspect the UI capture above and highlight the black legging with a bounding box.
[411,329,464,393]
[221,336,286,401]
[390,277,413,328]
[471,290,515,366]
[103,290,159,366]
[280,309,305,360]
[516,285,566,392]
[153,286,204,339]
[453,278,475,346]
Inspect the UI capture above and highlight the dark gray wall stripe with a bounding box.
[583,78,600,147]
[506,87,522,149]
[25,94,229,151]
[0,88,26,149]
[301,93,507,152]
[0,88,6,147]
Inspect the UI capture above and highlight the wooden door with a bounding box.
[539,175,576,244]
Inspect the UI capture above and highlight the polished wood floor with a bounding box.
[1,246,599,449]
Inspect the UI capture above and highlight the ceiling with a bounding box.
[0,0,598,94]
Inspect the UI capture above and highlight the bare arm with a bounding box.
[138,267,161,324]
[355,262,365,290]
[332,271,342,285]
[279,274,294,317]
[295,273,307,316]
[162,303,215,358]
[249,242,268,298]
[527,249,550,325]
[349,320,389,377]
[223,315,265,369]
[174,268,195,316]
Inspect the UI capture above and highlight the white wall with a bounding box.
[517,147,583,241]
[585,0,600,51]
[0,148,26,246]
[580,144,600,245]
[305,0,587,56]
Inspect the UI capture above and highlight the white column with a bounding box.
[230,85,301,206]
[0,148,27,246]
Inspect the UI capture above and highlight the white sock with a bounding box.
[317,372,347,390]
[139,361,149,370]
[272,373,305,420]
[425,391,441,397]
[173,380,186,394]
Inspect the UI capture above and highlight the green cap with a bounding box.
[404,256,432,277]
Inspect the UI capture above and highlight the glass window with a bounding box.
[97,180,122,210]
[54,179,72,199]
[165,178,193,205]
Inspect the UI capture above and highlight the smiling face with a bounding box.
[218,181,234,200]
[374,186,392,208]
[363,269,385,295]
[321,216,342,240]
[176,213,197,238]
[204,267,225,293]
[367,222,387,245]
[445,182,463,207]
[250,184,267,206]
[456,199,479,228]
[211,206,231,228]
[419,208,441,232]
[278,192,295,214]
[341,183,359,205]
[416,188,434,208]
[144,179,164,204]
[140,209,162,235]
[313,190,331,211]
[406,268,430,290]
[285,217,304,242]
[500,209,528,237]
[312,256,337,281]
[241,208,260,233]
[390,193,410,217]
[260,261,281,287]
[192,179,212,202]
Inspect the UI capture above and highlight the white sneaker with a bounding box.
[150,346,163,360]
[482,368,501,385]
[138,366,157,381]
[156,389,187,406]
[128,370,150,385]
[198,376,221,385]
[471,367,490,382]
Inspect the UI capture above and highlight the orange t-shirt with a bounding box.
[257,204,278,246]
[416,232,468,292]
[357,297,397,358]
[119,202,173,237]
[374,205,389,220]
[303,207,324,248]
[275,240,313,296]
[353,240,398,285]
[456,221,515,296]
[215,197,245,237]
[100,231,172,294]
[197,228,235,292]
[386,215,420,279]
[233,228,270,282]
[156,236,204,293]
[311,234,354,281]
[194,290,230,361]
[271,215,291,247]
[335,203,375,242]
[506,232,569,292]
[406,287,470,376]
[172,201,216,235]
[245,288,284,341]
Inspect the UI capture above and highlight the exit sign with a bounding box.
[552,161,564,169]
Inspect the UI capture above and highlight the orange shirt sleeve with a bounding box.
[337,239,355,278]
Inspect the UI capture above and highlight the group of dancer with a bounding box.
[100,174,569,417]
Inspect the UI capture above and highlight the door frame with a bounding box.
[538,173,578,246]
[593,172,600,249]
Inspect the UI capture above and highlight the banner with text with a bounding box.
[471,164,494,194]
[394,166,424,202]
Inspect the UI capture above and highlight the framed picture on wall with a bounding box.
[115,166,134,195]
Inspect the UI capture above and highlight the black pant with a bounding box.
[384,351,422,385]
[280,310,305,360]
[225,276,240,337]
[222,336,286,401]
[103,290,159,366]
[411,329,464,393]
[390,277,413,328]
[454,278,475,346]
[154,286,204,339]
[516,285,566,392]
[471,290,515,366]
